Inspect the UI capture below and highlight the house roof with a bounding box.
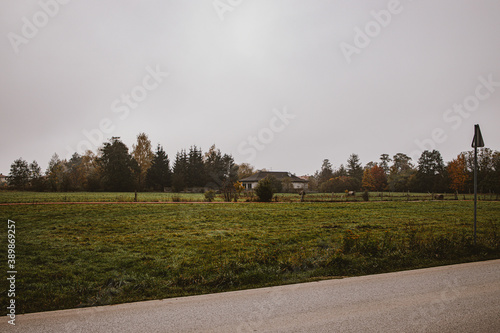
[239,171,308,183]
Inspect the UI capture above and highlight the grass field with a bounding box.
[1,190,498,204]
[1,199,499,315]
[0,191,208,203]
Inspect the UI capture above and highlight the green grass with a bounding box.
[276,191,498,202]
[1,201,499,315]
[1,190,497,204]
[0,191,208,203]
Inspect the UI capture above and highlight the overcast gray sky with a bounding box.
[1,0,499,176]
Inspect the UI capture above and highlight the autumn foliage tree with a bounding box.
[362,165,388,191]
[237,163,255,180]
[132,133,154,191]
[65,153,89,191]
[45,153,65,191]
[447,153,468,193]
[7,131,500,194]
[320,176,357,193]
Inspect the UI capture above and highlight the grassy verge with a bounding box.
[1,201,499,314]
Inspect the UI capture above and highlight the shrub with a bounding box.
[267,176,282,193]
[362,190,369,201]
[243,190,255,202]
[204,190,216,202]
[255,177,274,202]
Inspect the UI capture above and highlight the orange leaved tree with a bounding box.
[447,153,469,193]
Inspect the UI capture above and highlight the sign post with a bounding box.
[471,124,484,246]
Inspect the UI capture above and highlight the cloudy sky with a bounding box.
[1,0,499,176]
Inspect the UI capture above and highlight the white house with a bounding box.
[239,171,308,191]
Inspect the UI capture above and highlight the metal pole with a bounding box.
[473,145,477,246]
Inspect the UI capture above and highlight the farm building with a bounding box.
[239,171,308,191]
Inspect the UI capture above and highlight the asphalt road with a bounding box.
[12,259,500,333]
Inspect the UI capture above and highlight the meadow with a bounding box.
[0,191,207,203]
[0,190,496,204]
[1,199,499,315]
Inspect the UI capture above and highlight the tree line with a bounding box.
[310,150,500,194]
[4,132,500,194]
[5,133,255,193]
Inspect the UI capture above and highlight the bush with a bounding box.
[204,190,216,202]
[362,190,369,201]
[267,176,282,193]
[255,177,274,202]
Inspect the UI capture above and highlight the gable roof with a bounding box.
[239,171,308,183]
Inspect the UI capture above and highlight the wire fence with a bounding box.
[1,190,499,204]
[274,191,500,203]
